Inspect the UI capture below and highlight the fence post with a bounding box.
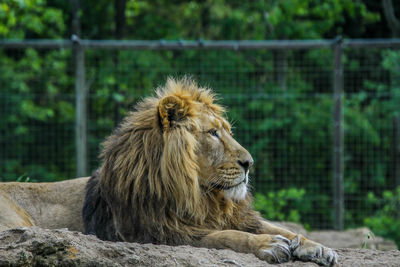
[73,35,88,177]
[333,36,344,230]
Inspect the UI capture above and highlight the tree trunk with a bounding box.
[382,0,400,37]
[115,0,127,39]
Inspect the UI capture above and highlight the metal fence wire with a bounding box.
[0,38,399,230]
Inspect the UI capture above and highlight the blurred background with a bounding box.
[0,0,399,247]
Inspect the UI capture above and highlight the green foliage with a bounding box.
[16,173,30,182]
[253,188,309,224]
[364,187,400,248]
[0,0,65,38]
[339,49,400,229]
[0,46,74,182]
[117,0,379,40]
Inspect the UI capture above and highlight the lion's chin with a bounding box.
[223,182,248,201]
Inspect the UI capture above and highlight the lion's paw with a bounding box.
[291,235,338,266]
[255,235,292,264]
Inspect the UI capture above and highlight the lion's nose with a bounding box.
[238,158,253,173]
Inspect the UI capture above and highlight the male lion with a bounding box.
[83,78,338,265]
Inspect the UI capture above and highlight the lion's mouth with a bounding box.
[211,179,246,190]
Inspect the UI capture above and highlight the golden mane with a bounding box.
[93,78,241,242]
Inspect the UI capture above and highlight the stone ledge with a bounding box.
[0,227,399,267]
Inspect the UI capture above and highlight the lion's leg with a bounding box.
[259,221,338,266]
[199,230,291,264]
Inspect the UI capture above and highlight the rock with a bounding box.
[0,227,399,267]
[273,222,398,251]
[308,228,398,251]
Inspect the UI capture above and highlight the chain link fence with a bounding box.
[0,39,399,231]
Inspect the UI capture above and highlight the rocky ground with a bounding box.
[273,222,397,251]
[0,227,399,267]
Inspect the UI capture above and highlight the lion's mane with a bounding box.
[82,78,261,245]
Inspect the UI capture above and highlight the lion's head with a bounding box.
[93,78,256,243]
[158,78,253,201]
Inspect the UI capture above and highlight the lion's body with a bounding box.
[84,171,262,244]
[0,177,88,232]
[82,78,337,265]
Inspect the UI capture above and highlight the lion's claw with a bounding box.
[289,234,301,251]
[292,238,338,266]
[275,234,291,244]
[326,250,338,265]
[256,235,291,264]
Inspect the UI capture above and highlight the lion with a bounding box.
[0,177,88,232]
[82,78,338,265]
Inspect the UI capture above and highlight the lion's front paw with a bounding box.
[255,235,292,264]
[291,235,338,266]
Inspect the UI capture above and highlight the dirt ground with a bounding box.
[0,227,399,267]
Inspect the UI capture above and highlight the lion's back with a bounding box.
[0,177,89,232]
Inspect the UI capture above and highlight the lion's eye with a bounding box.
[208,129,219,138]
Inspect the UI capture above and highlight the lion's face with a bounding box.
[195,111,253,201]
[157,79,254,203]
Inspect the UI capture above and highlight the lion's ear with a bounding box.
[158,95,191,131]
